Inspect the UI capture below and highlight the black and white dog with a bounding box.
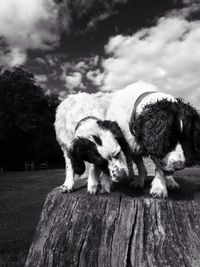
[107,81,200,197]
[54,93,132,194]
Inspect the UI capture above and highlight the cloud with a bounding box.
[35,57,46,65]
[86,69,104,86]
[63,72,84,92]
[74,61,88,72]
[100,16,200,107]
[60,56,102,92]
[35,74,48,82]
[0,47,27,67]
[0,0,60,67]
[35,74,48,88]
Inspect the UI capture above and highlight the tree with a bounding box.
[0,67,63,170]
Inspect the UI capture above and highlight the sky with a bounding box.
[0,0,200,106]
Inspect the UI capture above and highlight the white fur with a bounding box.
[55,93,107,147]
[96,131,120,159]
[150,167,168,198]
[161,143,185,171]
[55,92,129,193]
[87,164,100,194]
[60,150,74,193]
[107,81,159,153]
[180,119,183,132]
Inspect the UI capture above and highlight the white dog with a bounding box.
[107,81,200,197]
[54,92,133,194]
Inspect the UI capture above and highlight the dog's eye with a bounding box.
[113,151,121,159]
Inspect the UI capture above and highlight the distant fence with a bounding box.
[24,161,48,171]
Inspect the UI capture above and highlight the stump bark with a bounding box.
[25,174,200,267]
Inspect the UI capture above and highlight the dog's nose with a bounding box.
[173,161,185,170]
[120,168,127,177]
[110,167,127,182]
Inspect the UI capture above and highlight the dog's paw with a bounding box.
[166,177,180,190]
[100,182,112,194]
[87,184,98,194]
[60,184,74,194]
[150,179,168,198]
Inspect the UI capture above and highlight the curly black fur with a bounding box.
[92,135,102,146]
[130,98,200,165]
[68,137,108,175]
[131,99,182,159]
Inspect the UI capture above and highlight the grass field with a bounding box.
[0,169,64,267]
[1,166,200,267]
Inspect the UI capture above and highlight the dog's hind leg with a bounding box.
[61,147,75,193]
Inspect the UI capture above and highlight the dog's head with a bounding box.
[131,98,200,170]
[96,120,130,182]
[69,118,129,182]
[131,99,186,171]
[68,137,108,175]
[131,100,182,156]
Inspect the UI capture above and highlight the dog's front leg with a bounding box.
[61,149,75,193]
[165,173,180,190]
[150,165,168,198]
[87,164,101,194]
[100,173,112,193]
[131,154,147,188]
[152,157,180,190]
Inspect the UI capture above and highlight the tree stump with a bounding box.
[25,172,200,267]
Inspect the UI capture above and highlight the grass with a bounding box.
[0,169,64,267]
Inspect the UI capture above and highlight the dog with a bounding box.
[107,81,200,197]
[54,92,132,194]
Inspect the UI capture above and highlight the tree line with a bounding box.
[0,67,63,171]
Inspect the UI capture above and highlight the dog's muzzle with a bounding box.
[108,159,128,182]
[158,143,185,172]
[160,160,185,172]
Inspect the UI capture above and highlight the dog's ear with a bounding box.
[133,109,180,158]
[69,137,108,174]
[178,99,200,158]
[68,138,86,175]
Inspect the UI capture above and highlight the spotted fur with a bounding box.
[54,92,130,194]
